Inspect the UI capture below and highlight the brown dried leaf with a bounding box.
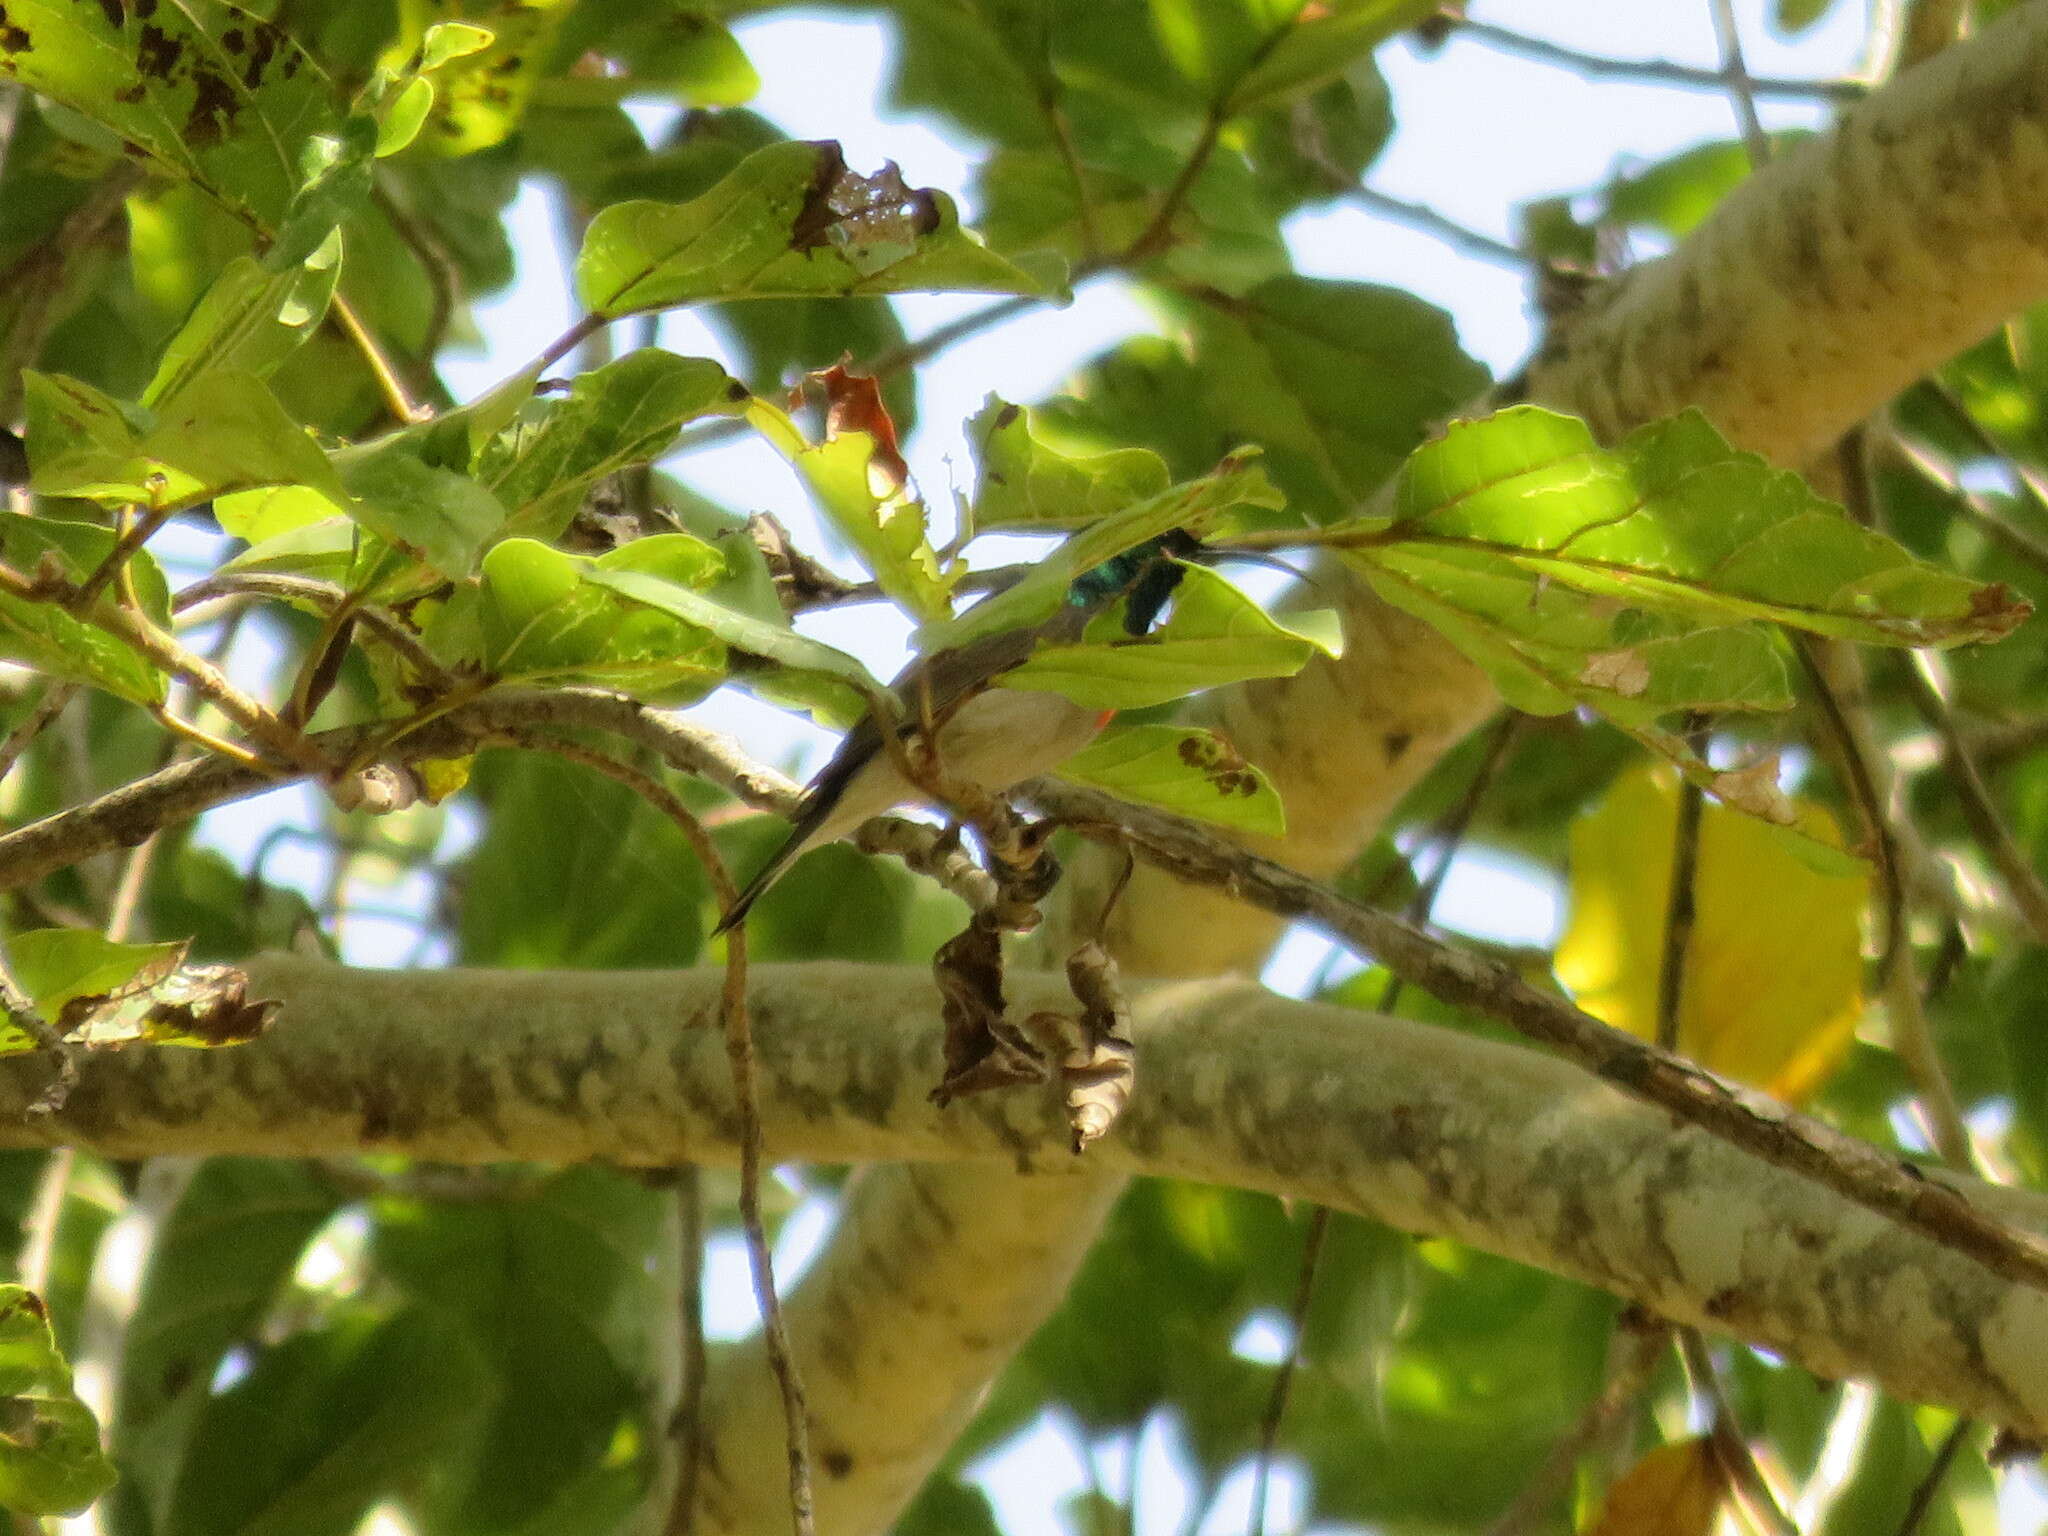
[63,963,278,1050]
[930,915,1045,1105]
[1060,941,1135,1152]
[1580,1437,1726,1536]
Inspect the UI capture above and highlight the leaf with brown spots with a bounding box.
[1055,723,1286,835]
[0,0,343,234]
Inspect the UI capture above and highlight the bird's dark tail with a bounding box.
[711,814,813,937]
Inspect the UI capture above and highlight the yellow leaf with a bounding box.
[1555,763,1868,1105]
[1581,1438,1726,1536]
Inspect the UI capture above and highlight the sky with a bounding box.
[163,2,2044,1531]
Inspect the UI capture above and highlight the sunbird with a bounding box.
[713,532,1198,933]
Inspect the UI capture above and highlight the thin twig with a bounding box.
[1125,111,1226,264]
[1247,1205,1327,1536]
[499,732,814,1536]
[1893,1416,1972,1536]
[1485,1323,1669,1536]
[1453,17,1866,101]
[1900,652,2048,942]
[670,1165,708,1536]
[1025,776,2048,1297]
[174,571,457,690]
[1250,712,1519,1536]
[0,682,76,787]
[73,504,176,612]
[1657,719,1709,1051]
[1342,186,1526,266]
[1678,1331,1797,1536]
[1707,0,1773,170]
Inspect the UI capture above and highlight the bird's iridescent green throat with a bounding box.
[1067,529,1204,636]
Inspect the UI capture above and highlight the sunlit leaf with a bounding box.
[0,0,342,233]
[969,394,1171,532]
[1001,561,1338,708]
[919,452,1286,653]
[0,517,171,705]
[1357,406,2028,647]
[1555,764,1868,1104]
[0,1287,115,1515]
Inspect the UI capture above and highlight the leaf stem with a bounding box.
[331,291,427,425]
[1124,109,1225,264]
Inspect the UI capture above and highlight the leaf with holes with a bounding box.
[576,139,1047,319]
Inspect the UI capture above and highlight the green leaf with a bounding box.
[1774,0,1841,33]
[26,368,344,512]
[1059,723,1286,833]
[162,1308,488,1536]
[478,349,748,541]
[0,0,343,233]
[0,518,170,705]
[402,0,573,156]
[1222,0,1435,114]
[1360,406,2030,647]
[7,930,187,1018]
[143,237,343,410]
[113,1162,344,1532]
[371,1168,672,1530]
[919,452,1286,654]
[269,115,379,270]
[457,751,712,968]
[213,485,342,543]
[473,538,727,696]
[969,394,1171,532]
[576,139,1047,319]
[372,72,436,157]
[999,561,1338,708]
[0,1287,116,1515]
[747,395,957,623]
[1184,278,1491,520]
[333,435,510,580]
[586,561,890,706]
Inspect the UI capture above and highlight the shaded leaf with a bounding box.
[25,368,343,512]
[1222,0,1434,114]
[114,1161,344,1530]
[576,139,1047,319]
[0,518,170,705]
[1057,723,1285,834]
[162,1307,488,1536]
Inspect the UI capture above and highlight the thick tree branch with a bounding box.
[13,954,2048,1442]
[1527,0,2048,466]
